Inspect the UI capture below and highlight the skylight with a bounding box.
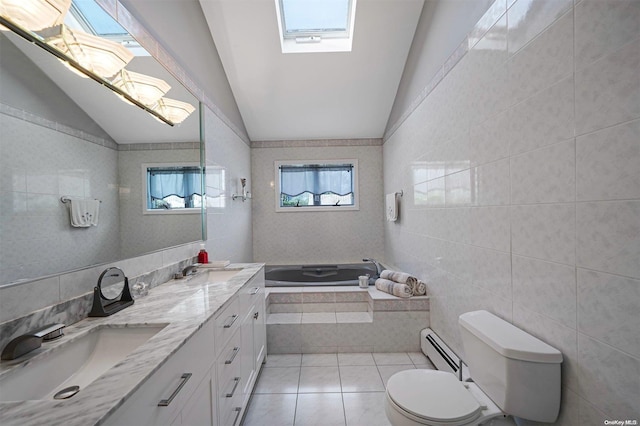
[282,0,350,37]
[71,0,127,37]
[66,0,147,55]
[276,0,357,53]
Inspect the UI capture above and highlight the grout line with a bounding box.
[291,366,301,425]
[336,362,348,426]
[572,2,579,340]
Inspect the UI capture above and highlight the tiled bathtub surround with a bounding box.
[266,287,430,354]
[383,0,640,421]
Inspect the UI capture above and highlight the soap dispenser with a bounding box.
[198,243,209,264]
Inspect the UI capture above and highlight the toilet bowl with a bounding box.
[384,310,563,426]
[384,370,501,426]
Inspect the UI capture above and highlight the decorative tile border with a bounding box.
[267,288,429,317]
[117,142,200,151]
[251,138,383,148]
[1,103,117,150]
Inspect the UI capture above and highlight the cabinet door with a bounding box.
[180,371,215,426]
[253,298,266,368]
[240,308,255,403]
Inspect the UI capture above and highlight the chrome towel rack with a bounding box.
[60,196,102,204]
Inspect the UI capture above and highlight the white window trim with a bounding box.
[274,159,359,213]
[142,162,202,215]
[274,0,357,54]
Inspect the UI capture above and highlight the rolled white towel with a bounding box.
[413,280,427,296]
[380,269,427,296]
[375,278,412,298]
[381,269,415,285]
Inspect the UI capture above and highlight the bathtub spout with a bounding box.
[362,258,383,276]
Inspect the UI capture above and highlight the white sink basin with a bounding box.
[0,324,167,401]
[206,269,241,282]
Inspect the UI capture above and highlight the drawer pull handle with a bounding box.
[225,346,240,364]
[225,377,241,398]
[223,314,239,328]
[253,311,259,320]
[232,407,242,426]
[249,287,260,295]
[158,373,192,407]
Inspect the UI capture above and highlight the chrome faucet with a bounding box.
[182,264,198,277]
[1,323,65,360]
[362,258,383,276]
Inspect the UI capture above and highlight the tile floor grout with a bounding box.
[242,352,435,426]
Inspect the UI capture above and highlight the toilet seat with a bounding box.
[386,370,483,425]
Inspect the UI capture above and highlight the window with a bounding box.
[281,0,351,38]
[66,0,146,55]
[143,164,202,214]
[275,160,359,212]
[275,0,357,53]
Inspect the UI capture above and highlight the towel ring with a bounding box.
[395,190,404,197]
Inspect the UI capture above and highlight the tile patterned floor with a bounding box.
[242,352,436,426]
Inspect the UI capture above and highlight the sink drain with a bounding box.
[53,385,80,400]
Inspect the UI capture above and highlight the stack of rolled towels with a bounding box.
[375,270,427,298]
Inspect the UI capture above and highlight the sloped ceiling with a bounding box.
[199,0,424,141]
[3,27,200,144]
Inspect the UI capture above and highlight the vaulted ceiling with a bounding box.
[198,0,424,141]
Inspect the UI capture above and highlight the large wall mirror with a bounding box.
[0,0,204,286]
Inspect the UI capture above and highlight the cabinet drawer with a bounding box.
[239,273,264,315]
[217,382,243,426]
[103,322,214,426]
[214,297,241,357]
[216,328,242,386]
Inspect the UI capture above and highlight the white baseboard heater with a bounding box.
[420,328,470,381]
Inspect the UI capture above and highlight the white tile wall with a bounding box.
[118,146,201,258]
[251,141,384,264]
[383,0,640,421]
[203,105,253,262]
[0,112,120,284]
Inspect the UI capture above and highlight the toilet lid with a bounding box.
[386,370,482,423]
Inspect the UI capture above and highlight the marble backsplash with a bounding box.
[0,257,196,351]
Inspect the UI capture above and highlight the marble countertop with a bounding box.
[0,263,264,426]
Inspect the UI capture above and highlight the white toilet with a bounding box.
[385,310,563,425]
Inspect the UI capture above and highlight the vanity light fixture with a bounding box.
[152,97,195,124]
[38,24,134,78]
[0,11,176,126]
[0,0,71,31]
[111,69,171,106]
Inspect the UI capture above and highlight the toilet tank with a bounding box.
[458,311,563,423]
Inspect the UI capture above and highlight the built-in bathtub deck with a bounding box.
[266,286,429,354]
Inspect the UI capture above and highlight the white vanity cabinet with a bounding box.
[103,320,216,426]
[239,272,266,409]
[215,268,266,426]
[103,267,266,426]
